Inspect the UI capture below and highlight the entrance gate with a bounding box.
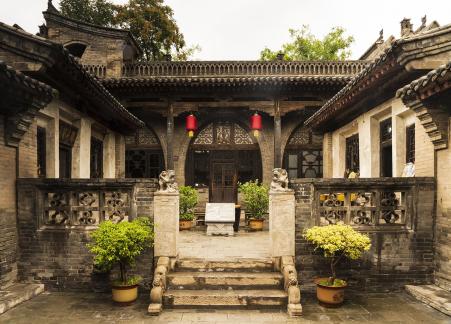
[186,121,262,203]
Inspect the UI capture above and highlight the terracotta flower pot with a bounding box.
[249,219,264,231]
[179,220,193,230]
[112,284,138,305]
[314,278,347,306]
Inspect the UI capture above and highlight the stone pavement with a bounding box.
[0,291,450,323]
[179,230,270,260]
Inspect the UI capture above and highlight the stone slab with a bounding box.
[205,203,235,223]
[0,283,44,315]
[405,284,451,316]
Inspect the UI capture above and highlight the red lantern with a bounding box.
[186,113,197,138]
[250,112,262,137]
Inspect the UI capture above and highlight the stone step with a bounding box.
[176,258,274,273]
[163,289,287,309]
[167,271,283,290]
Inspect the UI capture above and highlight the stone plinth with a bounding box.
[154,191,179,257]
[269,191,295,258]
[206,223,234,236]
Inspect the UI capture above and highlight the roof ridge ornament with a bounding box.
[400,18,413,37]
[47,0,59,14]
[377,29,384,43]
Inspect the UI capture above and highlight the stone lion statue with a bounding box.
[158,170,178,192]
[270,168,290,192]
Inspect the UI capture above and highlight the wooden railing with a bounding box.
[291,177,435,231]
[121,61,369,78]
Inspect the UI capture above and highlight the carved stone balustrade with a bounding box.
[291,177,435,231]
[17,178,158,229]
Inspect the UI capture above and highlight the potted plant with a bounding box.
[87,217,154,304]
[304,224,371,306]
[238,180,269,231]
[179,186,198,230]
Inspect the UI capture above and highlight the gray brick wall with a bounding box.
[292,178,436,292]
[16,179,157,291]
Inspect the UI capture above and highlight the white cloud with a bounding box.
[1,0,450,60]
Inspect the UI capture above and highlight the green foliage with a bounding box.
[87,218,154,285]
[238,180,269,220]
[60,0,116,27]
[179,186,198,221]
[304,225,371,286]
[59,0,200,60]
[260,25,354,61]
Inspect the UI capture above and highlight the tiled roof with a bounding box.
[0,60,55,99]
[305,23,451,128]
[0,21,144,130]
[396,61,451,99]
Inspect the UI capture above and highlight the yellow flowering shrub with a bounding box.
[304,224,371,286]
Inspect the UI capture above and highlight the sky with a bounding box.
[1,0,450,60]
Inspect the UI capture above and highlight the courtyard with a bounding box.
[1,290,449,323]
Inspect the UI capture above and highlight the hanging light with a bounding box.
[250,112,262,137]
[186,113,197,138]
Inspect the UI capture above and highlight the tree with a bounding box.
[59,0,200,61]
[260,25,354,61]
[60,0,116,27]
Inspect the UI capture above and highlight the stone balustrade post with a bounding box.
[153,191,179,258]
[269,190,295,258]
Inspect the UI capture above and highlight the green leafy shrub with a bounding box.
[304,224,371,287]
[238,180,269,220]
[87,218,154,286]
[179,186,198,221]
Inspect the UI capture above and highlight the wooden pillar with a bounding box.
[274,99,282,168]
[167,101,174,170]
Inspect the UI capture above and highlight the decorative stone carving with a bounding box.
[270,168,290,192]
[279,256,302,317]
[158,170,178,192]
[149,257,171,315]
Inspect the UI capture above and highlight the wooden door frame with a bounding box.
[209,154,237,203]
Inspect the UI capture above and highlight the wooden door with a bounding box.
[211,162,237,203]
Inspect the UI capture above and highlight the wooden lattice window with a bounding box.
[90,137,103,178]
[406,124,415,163]
[125,150,164,178]
[284,126,323,179]
[380,118,393,177]
[345,134,359,173]
[37,126,46,178]
[193,122,255,146]
[125,127,159,147]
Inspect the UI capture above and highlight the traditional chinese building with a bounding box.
[0,1,451,316]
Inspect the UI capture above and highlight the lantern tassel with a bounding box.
[188,130,194,138]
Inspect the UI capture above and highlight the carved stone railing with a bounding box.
[83,64,107,78]
[17,178,158,229]
[291,177,435,231]
[121,61,369,78]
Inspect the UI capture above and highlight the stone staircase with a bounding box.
[162,258,288,309]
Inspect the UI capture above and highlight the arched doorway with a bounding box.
[283,126,323,178]
[125,127,164,178]
[186,121,262,203]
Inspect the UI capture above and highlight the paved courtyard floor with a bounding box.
[0,291,449,323]
[179,230,270,259]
